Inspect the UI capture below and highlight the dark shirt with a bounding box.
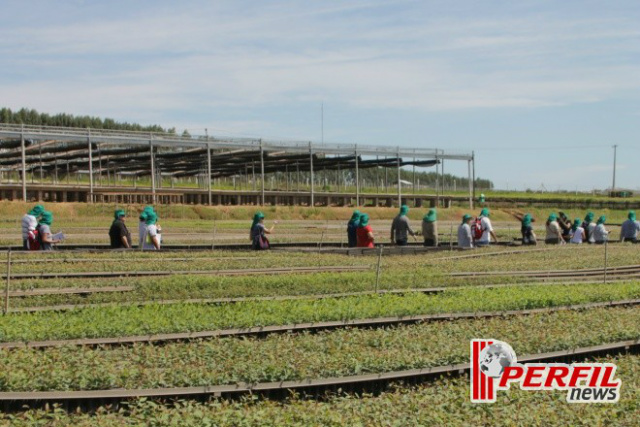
[347,220,360,248]
[109,220,131,249]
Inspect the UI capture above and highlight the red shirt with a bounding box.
[356,225,374,248]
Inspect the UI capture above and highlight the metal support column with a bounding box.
[396,147,401,207]
[309,142,314,206]
[207,144,212,206]
[468,159,473,209]
[88,129,94,203]
[149,138,156,204]
[20,126,26,202]
[260,140,265,205]
[472,151,476,205]
[355,145,359,206]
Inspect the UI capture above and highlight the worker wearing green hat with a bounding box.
[37,211,62,251]
[421,208,438,247]
[569,218,586,244]
[138,206,156,248]
[21,204,45,249]
[109,209,131,249]
[458,214,474,248]
[250,211,277,250]
[593,216,609,244]
[520,213,537,245]
[581,212,596,243]
[476,208,498,246]
[357,213,375,248]
[347,210,361,248]
[143,211,162,250]
[390,205,416,246]
[545,213,565,245]
[620,211,640,243]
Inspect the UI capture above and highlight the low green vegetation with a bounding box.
[2,281,640,342]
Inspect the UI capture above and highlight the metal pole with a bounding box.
[207,144,212,206]
[396,147,401,207]
[88,130,94,203]
[20,126,26,202]
[611,145,617,195]
[355,145,359,206]
[149,138,156,204]
[309,142,314,207]
[260,140,265,205]
[468,158,473,209]
[4,249,11,315]
[604,239,608,285]
[472,151,476,206]
[375,244,383,293]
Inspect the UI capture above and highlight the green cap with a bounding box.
[585,212,595,222]
[423,209,437,223]
[480,208,490,217]
[359,213,370,227]
[462,214,473,224]
[629,211,636,221]
[400,205,409,216]
[252,211,265,227]
[350,210,361,222]
[522,214,532,227]
[597,215,606,225]
[39,211,53,225]
[548,213,557,222]
[145,212,158,225]
[114,209,126,220]
[572,218,581,231]
[28,204,45,217]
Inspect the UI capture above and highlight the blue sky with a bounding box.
[1,0,639,191]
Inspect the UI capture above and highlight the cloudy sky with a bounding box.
[2,0,639,191]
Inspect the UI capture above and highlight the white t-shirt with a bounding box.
[21,214,37,240]
[143,224,160,250]
[138,221,148,248]
[570,227,585,244]
[593,224,609,242]
[587,223,597,243]
[478,217,493,243]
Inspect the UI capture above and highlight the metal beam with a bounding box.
[355,145,359,206]
[20,126,26,202]
[468,159,473,210]
[87,130,93,203]
[149,139,156,204]
[207,144,212,206]
[396,147,401,207]
[260,140,265,205]
[309,142,314,207]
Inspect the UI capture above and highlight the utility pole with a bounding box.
[611,145,617,196]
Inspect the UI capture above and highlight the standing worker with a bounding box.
[421,209,438,247]
[545,213,565,245]
[458,214,474,249]
[143,211,162,250]
[474,208,498,246]
[109,209,132,249]
[520,213,537,245]
[390,205,416,246]
[569,218,586,244]
[620,211,640,243]
[346,210,360,248]
[21,204,44,249]
[582,212,596,244]
[593,216,609,244]
[138,206,154,248]
[357,213,375,248]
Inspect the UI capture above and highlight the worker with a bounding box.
[569,218,586,244]
[250,211,276,250]
[582,212,596,244]
[593,216,609,244]
[421,209,438,247]
[620,211,640,243]
[390,205,416,246]
[520,213,537,245]
[458,214,474,248]
[545,213,565,245]
[474,208,498,246]
[36,211,61,251]
[109,209,132,249]
[21,204,44,249]
[558,212,573,239]
[357,213,375,248]
[347,210,360,248]
[143,211,162,250]
[138,206,154,248]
